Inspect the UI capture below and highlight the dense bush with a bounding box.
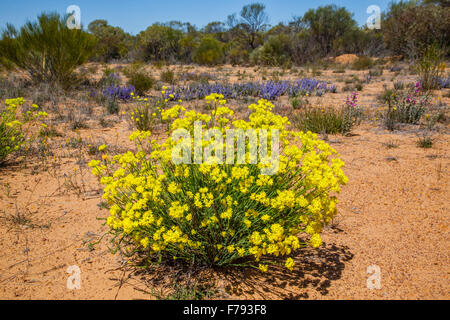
[415,44,445,91]
[352,56,374,70]
[302,5,357,56]
[137,24,184,62]
[0,13,96,88]
[90,94,348,271]
[88,20,134,62]
[125,68,155,95]
[193,37,224,65]
[250,34,291,66]
[383,3,450,58]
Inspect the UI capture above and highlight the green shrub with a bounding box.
[293,92,362,134]
[106,97,119,115]
[393,81,405,91]
[293,106,361,135]
[0,13,96,89]
[227,45,249,65]
[128,72,155,95]
[160,69,176,85]
[250,34,291,67]
[352,56,374,70]
[416,44,445,91]
[381,84,431,130]
[417,136,433,148]
[290,96,310,110]
[98,67,122,88]
[193,37,224,65]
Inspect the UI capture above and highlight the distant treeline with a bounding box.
[0,1,448,89]
[86,1,449,66]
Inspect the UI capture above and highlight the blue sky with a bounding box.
[0,0,393,35]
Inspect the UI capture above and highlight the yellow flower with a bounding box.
[310,234,323,248]
[285,258,295,271]
[258,264,268,272]
[227,245,235,253]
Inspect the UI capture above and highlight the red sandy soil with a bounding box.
[0,64,449,300]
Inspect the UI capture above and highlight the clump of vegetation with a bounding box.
[193,37,224,65]
[290,96,309,110]
[0,98,47,164]
[128,89,173,131]
[250,34,291,67]
[352,56,374,70]
[394,81,405,91]
[106,97,119,115]
[127,72,155,96]
[122,63,155,95]
[415,44,445,91]
[160,69,176,85]
[382,82,431,130]
[90,94,348,272]
[417,136,433,148]
[0,13,96,89]
[293,92,362,135]
[97,68,122,88]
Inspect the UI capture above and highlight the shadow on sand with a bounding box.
[109,242,353,300]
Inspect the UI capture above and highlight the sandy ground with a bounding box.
[0,63,449,300]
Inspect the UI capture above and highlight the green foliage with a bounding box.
[302,5,357,55]
[381,86,431,130]
[106,97,119,115]
[383,2,450,58]
[137,24,184,62]
[123,65,155,95]
[290,96,310,110]
[226,43,249,65]
[160,69,176,85]
[88,20,133,62]
[415,44,445,91]
[293,105,362,135]
[250,34,291,66]
[352,56,374,70]
[417,136,433,148]
[129,73,155,95]
[193,37,224,65]
[0,12,96,88]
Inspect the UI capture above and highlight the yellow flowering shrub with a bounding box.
[91,94,348,272]
[129,87,183,131]
[0,98,47,164]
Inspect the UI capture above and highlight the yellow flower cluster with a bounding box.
[91,94,348,271]
[1,98,47,163]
